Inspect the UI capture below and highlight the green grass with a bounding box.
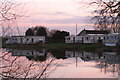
[4,43,119,52]
[42,43,119,52]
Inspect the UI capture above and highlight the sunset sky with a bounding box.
[1,0,99,36]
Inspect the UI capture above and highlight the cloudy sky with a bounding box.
[2,0,99,36]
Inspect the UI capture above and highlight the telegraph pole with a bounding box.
[76,24,77,36]
[75,24,78,67]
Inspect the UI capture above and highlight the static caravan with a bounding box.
[5,36,45,44]
[65,29,109,44]
[103,33,120,46]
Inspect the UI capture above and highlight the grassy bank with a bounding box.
[42,43,120,52]
[3,43,120,52]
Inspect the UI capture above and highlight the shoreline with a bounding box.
[3,43,120,52]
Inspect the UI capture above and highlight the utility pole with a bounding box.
[76,24,77,36]
[76,56,78,67]
[75,24,78,67]
[74,52,77,67]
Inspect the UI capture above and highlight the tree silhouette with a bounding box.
[36,27,47,37]
[52,30,69,39]
[52,30,69,43]
[25,28,34,36]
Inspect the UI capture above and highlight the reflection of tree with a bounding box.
[26,52,47,62]
[117,64,120,80]
[96,60,119,75]
[0,50,57,79]
[51,50,67,59]
[26,56,46,62]
[95,53,120,77]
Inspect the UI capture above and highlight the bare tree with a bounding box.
[0,50,57,79]
[91,0,120,33]
[0,0,24,37]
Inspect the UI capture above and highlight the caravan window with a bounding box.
[111,36,114,39]
[31,38,34,43]
[68,37,70,40]
[98,37,101,39]
[103,37,105,40]
[82,37,84,41]
[39,40,43,43]
[115,36,118,39]
[106,36,109,40]
[67,37,70,40]
[73,37,75,42]
[85,37,89,40]
[26,38,29,41]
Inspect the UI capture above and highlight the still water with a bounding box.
[1,48,120,78]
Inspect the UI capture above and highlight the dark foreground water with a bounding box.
[1,48,120,79]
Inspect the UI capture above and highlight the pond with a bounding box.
[1,48,120,79]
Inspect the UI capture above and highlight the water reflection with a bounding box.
[95,52,120,79]
[1,48,57,79]
[1,48,120,78]
[6,49,67,61]
[65,51,102,61]
[5,49,46,56]
[9,49,47,62]
[65,51,120,75]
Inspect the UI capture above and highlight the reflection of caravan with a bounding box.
[80,52,101,61]
[103,52,120,64]
[11,49,46,56]
[65,51,82,58]
[65,51,101,61]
